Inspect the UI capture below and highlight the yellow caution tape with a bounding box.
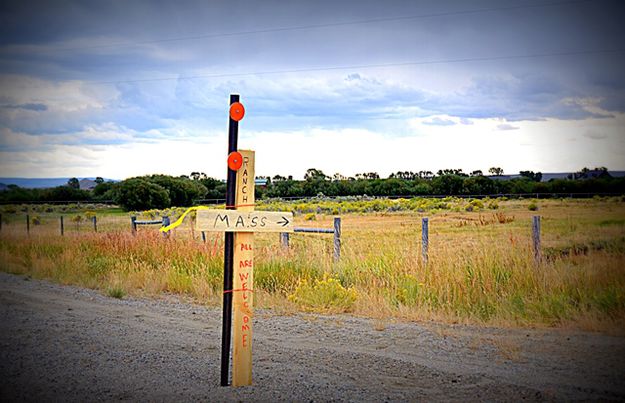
[159,206,212,233]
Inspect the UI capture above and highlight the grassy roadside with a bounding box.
[1,198,624,332]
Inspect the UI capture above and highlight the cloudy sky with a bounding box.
[1,0,624,180]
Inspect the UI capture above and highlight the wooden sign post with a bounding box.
[203,96,293,387]
[232,150,255,386]
[197,156,294,386]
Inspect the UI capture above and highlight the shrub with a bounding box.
[107,286,126,299]
[288,275,358,313]
[304,213,316,221]
[470,199,485,209]
[528,202,539,211]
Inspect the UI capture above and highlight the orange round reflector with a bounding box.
[229,102,245,121]
[227,151,243,171]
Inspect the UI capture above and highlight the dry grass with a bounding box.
[1,198,624,332]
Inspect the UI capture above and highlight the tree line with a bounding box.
[0,167,622,211]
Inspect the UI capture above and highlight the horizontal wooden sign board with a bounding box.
[196,210,294,233]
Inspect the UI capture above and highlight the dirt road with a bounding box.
[1,272,624,402]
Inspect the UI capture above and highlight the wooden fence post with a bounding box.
[333,217,341,261]
[60,216,64,236]
[422,217,429,265]
[162,216,170,238]
[131,216,137,234]
[280,232,290,249]
[92,216,97,232]
[26,214,30,235]
[532,215,541,265]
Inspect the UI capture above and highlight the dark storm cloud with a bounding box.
[0,0,624,149]
[2,103,47,111]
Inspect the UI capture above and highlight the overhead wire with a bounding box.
[91,48,625,85]
[39,0,593,53]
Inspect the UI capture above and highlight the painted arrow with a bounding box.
[277,216,290,227]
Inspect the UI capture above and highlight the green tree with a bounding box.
[304,168,328,181]
[520,171,542,182]
[145,175,207,207]
[67,177,80,189]
[463,176,496,195]
[488,167,504,176]
[432,175,465,195]
[92,181,116,199]
[114,178,170,211]
[199,177,226,199]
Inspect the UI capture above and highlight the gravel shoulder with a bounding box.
[1,271,624,402]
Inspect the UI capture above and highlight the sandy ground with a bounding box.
[1,271,624,402]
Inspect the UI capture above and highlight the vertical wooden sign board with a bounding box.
[232,149,255,386]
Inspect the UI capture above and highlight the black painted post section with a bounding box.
[201,231,206,243]
[92,216,97,232]
[26,214,30,235]
[333,217,341,261]
[60,216,64,236]
[162,216,170,238]
[221,93,239,387]
[131,216,137,234]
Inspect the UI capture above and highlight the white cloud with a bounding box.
[496,123,519,131]
[0,74,118,112]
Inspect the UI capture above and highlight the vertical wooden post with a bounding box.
[162,216,170,238]
[60,216,64,236]
[221,93,239,387]
[422,217,429,265]
[333,217,341,261]
[232,150,255,386]
[26,214,30,235]
[532,215,541,265]
[280,232,290,249]
[131,216,137,234]
[92,216,97,232]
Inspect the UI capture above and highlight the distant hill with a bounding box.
[0,178,118,189]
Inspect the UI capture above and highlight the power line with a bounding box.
[91,47,624,86]
[38,0,592,53]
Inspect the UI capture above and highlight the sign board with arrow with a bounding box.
[196,210,294,233]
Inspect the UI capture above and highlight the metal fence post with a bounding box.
[60,216,64,236]
[333,217,341,261]
[131,216,137,234]
[422,217,429,265]
[280,232,290,249]
[92,216,97,232]
[26,214,30,235]
[162,216,170,238]
[532,216,541,265]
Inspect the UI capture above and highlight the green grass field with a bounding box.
[1,197,624,332]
